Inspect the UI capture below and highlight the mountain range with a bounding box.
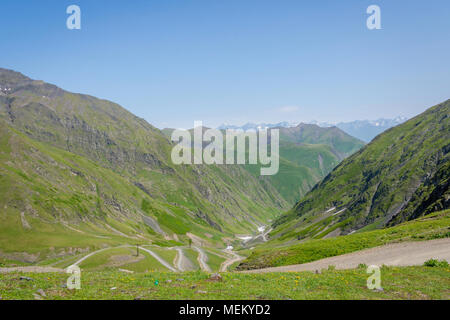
[219,117,408,143]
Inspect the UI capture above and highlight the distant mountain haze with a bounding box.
[219,117,408,143]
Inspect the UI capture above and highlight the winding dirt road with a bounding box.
[139,247,178,272]
[173,247,195,272]
[243,238,450,273]
[193,246,211,272]
[220,250,244,272]
[72,247,114,266]
[0,266,64,273]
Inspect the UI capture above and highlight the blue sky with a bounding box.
[0,0,449,128]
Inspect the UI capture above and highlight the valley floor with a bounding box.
[1,212,448,300]
[1,235,449,300]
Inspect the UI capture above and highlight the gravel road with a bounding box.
[243,238,450,273]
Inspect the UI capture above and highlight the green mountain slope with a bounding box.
[261,125,364,203]
[163,124,364,204]
[279,123,364,158]
[0,68,288,263]
[271,100,450,241]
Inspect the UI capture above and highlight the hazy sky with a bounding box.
[1,0,449,128]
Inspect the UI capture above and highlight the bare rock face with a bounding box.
[20,212,31,230]
[209,273,222,282]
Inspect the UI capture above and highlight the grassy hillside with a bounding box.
[242,124,364,203]
[278,124,364,158]
[237,210,449,270]
[0,122,226,262]
[271,100,450,240]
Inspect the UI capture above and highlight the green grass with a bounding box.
[146,246,177,268]
[183,248,200,271]
[0,210,128,260]
[203,250,227,272]
[237,210,450,270]
[151,239,184,247]
[78,248,134,270]
[120,251,170,273]
[74,247,169,272]
[1,265,449,300]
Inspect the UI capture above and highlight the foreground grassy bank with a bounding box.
[238,210,450,270]
[1,265,449,300]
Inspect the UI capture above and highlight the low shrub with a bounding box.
[424,259,449,267]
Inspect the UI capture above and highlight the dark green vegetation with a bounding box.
[0,68,289,264]
[1,265,449,300]
[271,100,450,241]
[424,258,449,268]
[238,210,450,270]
